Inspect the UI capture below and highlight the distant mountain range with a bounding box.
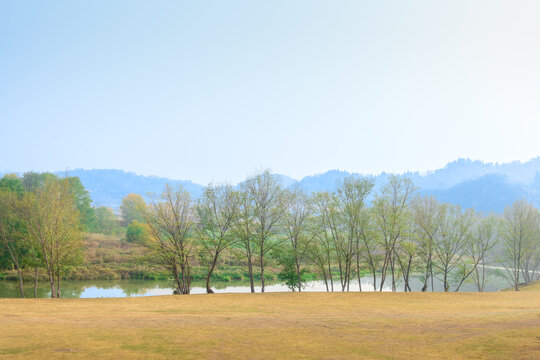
[4,158,540,213]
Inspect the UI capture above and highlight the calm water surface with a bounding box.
[0,273,509,298]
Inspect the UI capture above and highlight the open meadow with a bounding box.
[1,290,540,359]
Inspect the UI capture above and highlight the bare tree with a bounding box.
[146,184,195,295]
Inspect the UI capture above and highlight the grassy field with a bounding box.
[1,291,539,359]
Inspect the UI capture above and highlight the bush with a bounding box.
[126,221,150,245]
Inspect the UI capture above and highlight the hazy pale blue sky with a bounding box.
[2,1,540,184]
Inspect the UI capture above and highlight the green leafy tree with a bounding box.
[0,187,30,297]
[21,172,56,192]
[146,185,195,295]
[275,246,309,292]
[126,220,150,244]
[0,174,25,196]
[196,184,240,293]
[19,178,83,298]
[120,193,147,225]
[94,207,117,235]
[373,175,416,292]
[66,176,96,232]
[245,170,286,293]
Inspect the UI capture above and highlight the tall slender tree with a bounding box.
[499,199,539,291]
[232,188,257,293]
[336,176,374,291]
[245,171,285,293]
[373,175,415,291]
[196,184,240,293]
[412,195,445,292]
[282,187,313,292]
[146,184,195,295]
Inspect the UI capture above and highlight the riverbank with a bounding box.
[1,291,539,359]
[0,233,284,282]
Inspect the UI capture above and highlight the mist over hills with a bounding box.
[4,158,540,213]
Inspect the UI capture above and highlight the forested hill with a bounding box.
[54,169,204,209]
[4,158,540,212]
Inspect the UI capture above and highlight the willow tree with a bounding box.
[196,184,240,293]
[147,184,195,295]
[20,178,82,298]
[245,171,284,293]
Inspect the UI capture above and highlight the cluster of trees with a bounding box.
[128,171,540,295]
[2,170,540,298]
[0,173,92,298]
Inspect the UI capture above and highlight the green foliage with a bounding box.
[0,186,33,271]
[274,247,308,291]
[66,176,96,232]
[94,207,117,235]
[126,221,150,245]
[120,193,147,225]
[0,175,24,197]
[20,172,97,232]
[21,172,57,192]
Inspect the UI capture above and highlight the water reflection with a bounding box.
[0,272,510,298]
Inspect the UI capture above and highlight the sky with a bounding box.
[1,1,540,184]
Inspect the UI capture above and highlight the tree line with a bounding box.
[127,171,540,294]
[1,170,540,298]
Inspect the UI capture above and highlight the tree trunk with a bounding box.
[247,256,255,293]
[356,242,362,292]
[34,267,39,298]
[422,254,431,292]
[15,265,24,298]
[327,257,334,292]
[44,256,56,298]
[205,254,219,294]
[172,263,182,294]
[260,253,265,293]
[295,258,302,292]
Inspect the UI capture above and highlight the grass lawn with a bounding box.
[1,291,539,359]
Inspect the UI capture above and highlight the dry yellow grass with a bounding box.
[519,279,540,292]
[1,291,539,359]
